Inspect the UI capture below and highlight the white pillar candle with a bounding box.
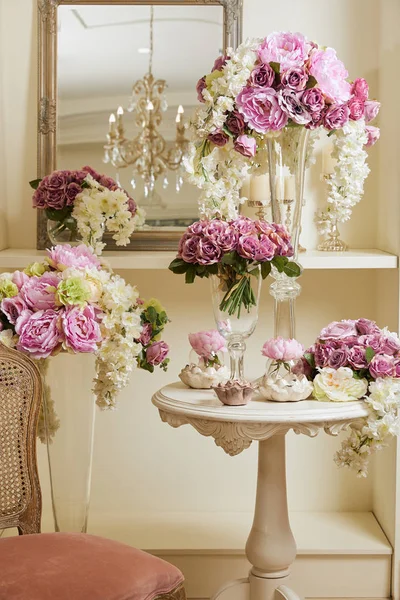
[322,144,336,175]
[250,174,270,203]
[284,175,296,200]
[241,174,251,200]
[275,177,285,201]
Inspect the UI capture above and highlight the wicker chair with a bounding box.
[0,344,186,600]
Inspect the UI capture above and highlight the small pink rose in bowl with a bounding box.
[262,337,304,362]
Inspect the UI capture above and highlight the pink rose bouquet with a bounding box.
[0,244,169,409]
[169,217,300,318]
[30,166,145,254]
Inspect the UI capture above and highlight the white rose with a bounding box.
[313,367,368,402]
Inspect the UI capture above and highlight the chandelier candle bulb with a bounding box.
[108,113,116,134]
[250,174,270,204]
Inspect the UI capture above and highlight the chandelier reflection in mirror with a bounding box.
[103,6,189,208]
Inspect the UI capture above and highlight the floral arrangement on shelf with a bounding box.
[0,244,169,427]
[169,217,300,318]
[179,329,229,389]
[31,166,146,255]
[295,319,400,476]
[188,31,380,230]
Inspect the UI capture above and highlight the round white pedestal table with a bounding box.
[152,383,369,600]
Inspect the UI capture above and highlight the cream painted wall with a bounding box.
[0,0,392,527]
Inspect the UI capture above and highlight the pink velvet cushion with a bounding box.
[0,532,184,600]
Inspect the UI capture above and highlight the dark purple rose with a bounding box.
[212,55,228,72]
[218,227,239,252]
[234,135,257,157]
[348,97,365,121]
[348,345,368,370]
[359,334,383,352]
[237,235,259,260]
[47,171,68,191]
[256,234,276,261]
[65,182,82,206]
[146,341,169,366]
[208,130,229,147]
[225,111,245,135]
[278,89,311,125]
[32,187,47,209]
[301,87,325,113]
[356,318,380,335]
[180,235,201,264]
[139,322,153,346]
[328,348,348,369]
[196,77,206,103]
[381,334,400,356]
[249,64,275,88]
[82,166,101,181]
[127,197,137,215]
[1,296,28,325]
[324,104,350,130]
[74,170,90,183]
[314,343,331,368]
[281,67,308,91]
[99,175,117,189]
[46,188,67,210]
[352,78,369,102]
[196,238,221,265]
[369,354,395,379]
[292,357,313,379]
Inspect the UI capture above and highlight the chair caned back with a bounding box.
[0,343,42,534]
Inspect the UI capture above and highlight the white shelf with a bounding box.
[0,248,397,270]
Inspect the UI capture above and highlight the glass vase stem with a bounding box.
[228,336,246,381]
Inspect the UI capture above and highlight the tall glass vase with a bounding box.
[210,266,261,381]
[266,128,309,338]
[43,353,96,533]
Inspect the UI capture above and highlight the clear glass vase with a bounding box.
[43,353,96,533]
[47,217,82,246]
[210,265,261,381]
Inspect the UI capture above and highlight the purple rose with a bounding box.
[249,64,275,88]
[269,225,294,257]
[212,55,228,72]
[292,357,313,379]
[306,110,325,130]
[369,354,395,379]
[234,135,256,157]
[348,345,368,370]
[179,235,201,264]
[395,361,400,378]
[281,67,308,91]
[278,89,311,125]
[99,175,117,190]
[225,111,245,135]
[139,322,153,346]
[356,318,380,335]
[314,343,331,367]
[47,171,68,191]
[82,166,101,181]
[328,348,348,369]
[237,235,259,260]
[46,188,67,210]
[146,341,169,366]
[12,271,29,291]
[217,227,239,253]
[381,334,400,356]
[365,125,380,148]
[352,78,369,102]
[188,221,206,235]
[203,219,227,238]
[208,130,229,147]
[236,86,288,133]
[301,88,325,113]
[1,295,28,325]
[255,220,274,235]
[196,238,221,265]
[324,104,350,130]
[65,182,82,206]
[233,217,257,236]
[256,234,276,261]
[364,100,380,123]
[126,197,137,216]
[16,309,62,360]
[20,272,60,311]
[258,32,309,71]
[61,305,102,353]
[32,187,47,209]
[196,77,206,103]
[348,97,365,121]
[319,320,358,341]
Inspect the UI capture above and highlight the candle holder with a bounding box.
[246,199,269,220]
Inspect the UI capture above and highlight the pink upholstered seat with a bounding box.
[0,533,184,600]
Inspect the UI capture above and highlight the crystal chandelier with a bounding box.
[103,6,189,202]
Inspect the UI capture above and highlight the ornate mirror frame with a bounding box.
[36,0,243,250]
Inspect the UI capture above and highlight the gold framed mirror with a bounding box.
[36,0,243,250]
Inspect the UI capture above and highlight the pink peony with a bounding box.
[249,64,275,88]
[16,309,62,359]
[20,272,60,311]
[236,86,288,133]
[309,48,351,103]
[61,305,102,353]
[281,67,308,91]
[262,336,304,361]
[369,354,395,379]
[146,341,169,366]
[258,32,310,71]
[324,104,350,130]
[47,244,102,271]
[319,320,358,341]
[1,295,28,325]
[189,329,227,359]
[196,77,206,103]
[351,78,369,102]
[12,271,29,291]
[364,100,380,123]
[365,125,380,147]
[234,135,257,157]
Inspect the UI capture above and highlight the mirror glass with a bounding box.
[56,4,223,232]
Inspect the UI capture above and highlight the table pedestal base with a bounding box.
[212,576,302,600]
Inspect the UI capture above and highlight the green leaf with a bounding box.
[261,261,272,280]
[306,75,317,89]
[222,124,234,138]
[283,261,302,278]
[269,61,280,74]
[185,265,196,284]
[45,206,73,223]
[207,263,218,276]
[221,252,237,266]
[365,346,376,363]
[168,258,189,274]
[146,306,158,324]
[80,180,90,189]
[29,178,42,190]
[304,352,315,369]
[272,255,288,273]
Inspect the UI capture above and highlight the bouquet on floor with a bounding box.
[295,319,400,476]
[169,216,300,318]
[0,244,169,418]
[31,166,146,254]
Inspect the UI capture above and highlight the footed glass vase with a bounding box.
[47,216,81,246]
[43,353,96,533]
[210,265,261,381]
